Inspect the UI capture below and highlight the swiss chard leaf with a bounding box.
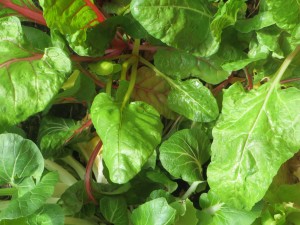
[208,47,300,210]
[167,79,219,122]
[130,197,177,225]
[154,49,230,84]
[159,128,210,182]
[130,0,218,57]
[91,93,163,184]
[0,17,72,128]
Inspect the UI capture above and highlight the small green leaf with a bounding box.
[160,128,210,182]
[27,204,64,225]
[0,133,44,185]
[154,49,230,84]
[100,196,129,225]
[91,93,163,183]
[0,172,58,220]
[37,116,81,158]
[197,192,261,225]
[131,0,218,57]
[168,79,219,122]
[131,197,177,225]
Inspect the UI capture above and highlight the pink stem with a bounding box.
[83,0,105,22]
[0,54,43,68]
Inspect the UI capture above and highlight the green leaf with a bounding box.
[131,0,218,57]
[0,133,44,185]
[159,128,210,182]
[131,197,177,225]
[22,26,52,51]
[207,50,300,209]
[175,199,198,225]
[27,204,64,225]
[235,12,275,33]
[100,196,129,225]
[167,79,219,122]
[266,0,300,31]
[37,116,81,158]
[145,169,178,193]
[91,93,163,184]
[197,192,261,225]
[41,0,114,56]
[103,0,131,15]
[0,17,72,128]
[210,0,245,42]
[0,172,58,220]
[154,49,230,84]
[132,66,176,119]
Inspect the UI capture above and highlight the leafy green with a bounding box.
[91,93,163,183]
[159,128,210,182]
[131,197,177,225]
[167,79,219,122]
[0,17,72,128]
[131,0,218,57]
[208,47,300,210]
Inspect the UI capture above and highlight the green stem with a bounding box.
[106,74,113,95]
[121,39,140,109]
[62,156,86,180]
[44,159,77,186]
[0,187,17,196]
[181,181,203,200]
[120,56,137,81]
[64,217,98,225]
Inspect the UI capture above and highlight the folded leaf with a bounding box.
[0,17,71,128]
[208,47,300,209]
[91,93,163,184]
[154,49,230,84]
[131,0,218,57]
[159,128,210,182]
[167,79,219,122]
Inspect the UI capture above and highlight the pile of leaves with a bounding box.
[0,0,300,224]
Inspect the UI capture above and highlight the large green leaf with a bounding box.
[197,192,261,225]
[91,93,163,184]
[27,204,64,225]
[0,17,71,128]
[130,197,177,225]
[40,0,114,56]
[130,0,218,57]
[154,49,230,84]
[266,0,300,31]
[100,196,129,225]
[207,47,300,210]
[167,79,219,122]
[37,116,81,158]
[159,128,210,182]
[0,172,58,220]
[0,133,44,185]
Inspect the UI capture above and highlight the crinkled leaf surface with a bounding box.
[210,0,245,42]
[0,133,44,185]
[0,17,71,128]
[198,192,261,225]
[159,128,210,182]
[0,172,58,220]
[91,93,163,184]
[154,49,230,84]
[167,79,219,122]
[131,197,177,225]
[41,0,113,56]
[130,0,218,57]
[132,66,176,119]
[266,0,300,31]
[37,116,81,158]
[100,196,129,225]
[207,80,300,209]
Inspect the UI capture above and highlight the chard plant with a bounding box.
[0,0,300,224]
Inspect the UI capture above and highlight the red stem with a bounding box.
[0,0,46,25]
[65,119,92,143]
[85,140,102,204]
[83,0,106,22]
[244,67,253,90]
[0,54,43,68]
[281,77,300,84]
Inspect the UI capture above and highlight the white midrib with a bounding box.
[235,45,300,182]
